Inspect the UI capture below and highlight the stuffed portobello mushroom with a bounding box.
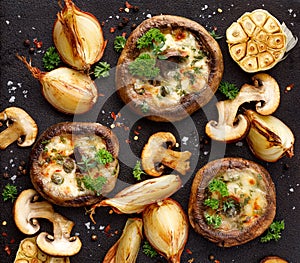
[116,15,224,122]
[29,122,119,207]
[188,158,276,247]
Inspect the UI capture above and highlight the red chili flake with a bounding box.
[175,30,186,40]
[213,26,218,31]
[133,130,140,135]
[101,21,105,27]
[125,1,133,9]
[104,224,111,234]
[33,38,43,49]
[214,260,221,263]
[284,83,294,93]
[119,7,125,12]
[114,230,119,235]
[186,248,193,254]
[122,32,127,37]
[4,245,11,255]
[10,238,15,244]
[98,93,105,97]
[111,112,117,120]
[137,125,142,130]
[2,232,8,237]
[110,27,116,33]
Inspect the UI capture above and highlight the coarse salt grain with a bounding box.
[289,188,294,193]
[182,136,189,145]
[6,20,10,25]
[99,225,105,230]
[9,96,15,103]
[7,81,13,86]
[85,222,91,229]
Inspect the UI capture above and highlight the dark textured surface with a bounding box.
[0,0,299,262]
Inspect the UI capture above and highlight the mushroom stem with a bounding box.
[162,149,192,175]
[0,125,23,150]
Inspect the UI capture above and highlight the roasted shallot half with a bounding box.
[245,110,294,162]
[17,55,98,114]
[143,198,189,263]
[89,174,182,223]
[53,0,107,71]
[102,218,143,263]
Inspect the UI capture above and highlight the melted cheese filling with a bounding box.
[37,134,118,199]
[205,168,268,231]
[134,29,210,107]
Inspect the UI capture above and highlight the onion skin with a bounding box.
[143,198,188,263]
[53,0,107,71]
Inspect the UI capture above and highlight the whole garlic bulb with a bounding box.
[53,0,107,71]
[17,55,98,115]
[143,198,189,263]
[245,109,294,162]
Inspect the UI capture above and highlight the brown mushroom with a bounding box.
[13,189,82,257]
[0,107,38,150]
[141,132,192,176]
[116,15,224,122]
[260,256,288,263]
[205,73,280,143]
[188,158,276,247]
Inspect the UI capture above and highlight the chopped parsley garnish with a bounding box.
[142,241,158,258]
[2,183,18,202]
[260,220,285,243]
[42,46,61,71]
[137,28,165,50]
[208,179,229,197]
[114,35,126,52]
[94,61,111,78]
[204,198,219,210]
[81,175,107,196]
[129,53,160,79]
[95,149,114,165]
[219,81,239,99]
[204,213,222,228]
[133,160,145,180]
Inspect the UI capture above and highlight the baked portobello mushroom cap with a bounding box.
[188,158,276,247]
[30,122,119,207]
[116,15,224,122]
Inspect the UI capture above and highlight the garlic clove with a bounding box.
[53,0,107,71]
[89,174,182,222]
[143,198,189,263]
[245,109,294,162]
[103,218,143,263]
[17,55,98,115]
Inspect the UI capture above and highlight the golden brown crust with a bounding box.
[260,256,288,263]
[30,122,119,207]
[116,15,224,122]
[188,157,276,247]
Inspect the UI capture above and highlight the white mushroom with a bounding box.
[205,73,280,143]
[0,107,38,150]
[141,132,192,177]
[13,189,82,257]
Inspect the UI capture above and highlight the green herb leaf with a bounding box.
[204,198,219,210]
[94,61,111,78]
[219,81,239,99]
[208,179,229,197]
[81,175,107,196]
[133,160,145,180]
[209,30,223,40]
[204,213,222,228]
[129,53,160,79]
[2,183,18,202]
[223,198,236,212]
[42,47,61,71]
[260,220,285,243]
[114,36,126,52]
[137,28,165,50]
[140,101,149,113]
[95,149,114,165]
[142,241,158,258]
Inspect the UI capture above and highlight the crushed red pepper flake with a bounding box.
[110,27,116,33]
[4,245,11,255]
[125,1,133,9]
[133,130,140,135]
[186,248,193,254]
[33,38,43,49]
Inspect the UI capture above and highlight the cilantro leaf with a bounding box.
[137,28,165,50]
[114,36,126,52]
[2,183,18,202]
[142,241,158,258]
[208,179,229,197]
[260,220,285,243]
[94,61,111,78]
[129,53,160,79]
[133,160,145,180]
[219,81,239,99]
[95,149,114,165]
[42,46,61,71]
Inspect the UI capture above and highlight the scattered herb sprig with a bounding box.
[260,220,285,243]
[94,61,111,78]
[132,160,145,180]
[42,46,61,71]
[114,36,126,52]
[219,81,239,99]
[2,183,18,202]
[129,53,160,78]
[137,28,165,50]
[142,241,158,258]
[209,30,223,40]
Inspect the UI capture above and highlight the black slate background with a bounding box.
[0,0,300,262]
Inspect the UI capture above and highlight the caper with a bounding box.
[51,173,64,185]
[63,157,75,173]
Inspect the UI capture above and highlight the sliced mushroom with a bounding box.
[13,189,82,257]
[205,73,280,142]
[141,132,192,176]
[0,107,38,150]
